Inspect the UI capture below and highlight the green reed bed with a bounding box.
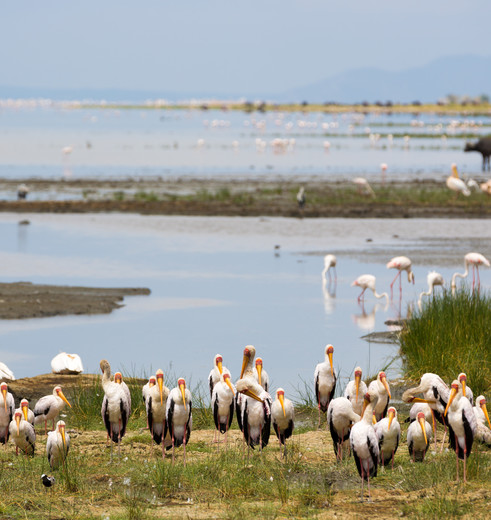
[399,288,491,394]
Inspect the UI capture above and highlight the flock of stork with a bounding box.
[1,341,491,502]
[0,251,489,502]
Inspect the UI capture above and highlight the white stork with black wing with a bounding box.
[350,391,379,502]
[344,366,368,416]
[46,420,70,468]
[367,371,391,421]
[407,411,432,462]
[100,359,131,460]
[165,378,192,465]
[444,380,477,483]
[314,344,336,428]
[9,410,35,456]
[374,406,400,468]
[208,354,231,399]
[327,397,360,461]
[272,388,295,458]
[146,369,171,458]
[34,386,71,435]
[211,373,235,444]
[0,382,15,444]
[236,378,272,451]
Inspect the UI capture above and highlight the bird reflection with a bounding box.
[322,278,336,315]
[352,301,386,331]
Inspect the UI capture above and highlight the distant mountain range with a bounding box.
[1,54,490,104]
[280,55,491,104]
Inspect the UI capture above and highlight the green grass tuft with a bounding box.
[399,287,491,394]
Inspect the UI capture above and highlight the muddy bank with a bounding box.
[1,177,490,218]
[0,282,150,319]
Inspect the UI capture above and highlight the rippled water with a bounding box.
[1,214,489,398]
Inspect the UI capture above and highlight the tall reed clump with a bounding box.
[399,288,491,394]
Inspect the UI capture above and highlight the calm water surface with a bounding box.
[1,214,489,399]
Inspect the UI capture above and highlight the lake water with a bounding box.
[0,105,490,182]
[1,213,489,400]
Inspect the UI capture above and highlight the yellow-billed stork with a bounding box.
[0,382,15,444]
[367,371,391,421]
[344,366,368,415]
[34,386,71,434]
[314,344,336,428]
[146,369,171,458]
[46,420,70,468]
[165,378,192,465]
[327,396,360,461]
[444,380,477,483]
[100,359,131,460]
[9,410,35,456]
[350,391,379,502]
[254,357,269,392]
[272,388,294,458]
[473,395,491,445]
[208,354,231,398]
[407,411,432,462]
[374,406,400,468]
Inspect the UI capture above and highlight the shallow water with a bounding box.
[1,214,489,399]
[0,107,489,186]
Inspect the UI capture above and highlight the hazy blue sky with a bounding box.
[2,1,490,95]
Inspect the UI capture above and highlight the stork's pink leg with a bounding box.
[455,444,459,482]
[360,464,365,502]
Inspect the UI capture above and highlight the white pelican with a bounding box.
[407,411,432,462]
[374,406,400,468]
[253,358,269,392]
[46,420,70,469]
[386,256,414,299]
[458,373,473,405]
[350,391,379,502]
[146,369,171,458]
[446,163,470,197]
[9,410,35,456]
[50,352,84,374]
[211,373,235,444]
[367,371,391,421]
[235,345,257,433]
[344,367,368,416]
[322,254,337,284]
[165,378,192,465]
[351,274,388,303]
[272,388,294,458]
[327,397,360,461]
[142,375,156,404]
[417,271,444,309]
[473,395,491,445]
[34,386,71,434]
[444,380,477,483]
[451,252,490,293]
[0,362,15,380]
[0,382,15,444]
[208,354,231,399]
[100,359,131,459]
[236,378,272,451]
[16,399,35,425]
[314,344,336,428]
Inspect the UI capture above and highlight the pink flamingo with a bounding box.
[386,256,414,299]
